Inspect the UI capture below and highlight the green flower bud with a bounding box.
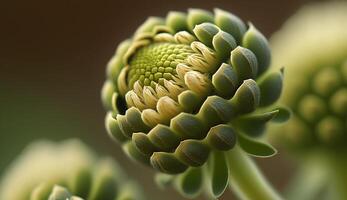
[102,8,286,198]
[269,2,347,153]
[0,140,144,200]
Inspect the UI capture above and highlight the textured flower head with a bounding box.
[0,139,143,200]
[102,8,287,198]
[269,2,347,153]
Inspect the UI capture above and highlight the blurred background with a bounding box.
[0,0,325,199]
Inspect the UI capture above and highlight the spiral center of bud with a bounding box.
[128,42,194,88]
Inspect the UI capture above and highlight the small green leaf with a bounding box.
[207,151,229,198]
[238,132,277,157]
[271,106,291,123]
[175,167,203,198]
[233,110,278,137]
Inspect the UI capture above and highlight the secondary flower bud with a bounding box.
[269,2,347,151]
[0,140,144,200]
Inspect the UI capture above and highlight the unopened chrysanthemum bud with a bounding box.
[269,2,347,152]
[102,8,287,198]
[0,140,144,200]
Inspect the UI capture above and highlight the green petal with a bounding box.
[258,69,284,107]
[132,132,157,156]
[105,112,129,143]
[187,9,214,31]
[175,140,210,167]
[123,141,150,165]
[214,8,246,44]
[198,96,235,127]
[171,113,207,139]
[212,63,238,98]
[238,132,277,157]
[178,90,203,112]
[101,80,115,110]
[166,11,188,32]
[230,79,260,114]
[150,152,188,174]
[125,107,150,132]
[212,31,237,60]
[230,46,258,81]
[147,124,181,152]
[205,124,237,150]
[193,22,219,47]
[242,24,271,75]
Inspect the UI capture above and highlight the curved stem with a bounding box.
[329,154,347,200]
[227,146,282,200]
[285,154,328,200]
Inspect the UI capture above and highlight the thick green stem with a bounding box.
[227,146,282,200]
[285,154,328,200]
[329,154,347,200]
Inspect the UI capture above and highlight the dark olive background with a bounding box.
[0,0,323,199]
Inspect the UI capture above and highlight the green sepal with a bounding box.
[205,124,237,151]
[178,90,203,112]
[123,141,150,165]
[242,24,271,75]
[258,69,284,107]
[212,31,237,60]
[171,113,207,139]
[116,114,134,138]
[166,11,188,32]
[230,79,260,114]
[101,80,115,110]
[206,151,229,198]
[212,63,238,98]
[147,124,181,152]
[125,107,150,132]
[175,167,203,198]
[214,8,246,44]
[193,23,219,47]
[232,110,279,137]
[175,140,210,167]
[238,132,277,157]
[198,96,235,127]
[132,132,157,156]
[230,46,258,81]
[187,9,214,31]
[105,112,129,143]
[150,152,188,174]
